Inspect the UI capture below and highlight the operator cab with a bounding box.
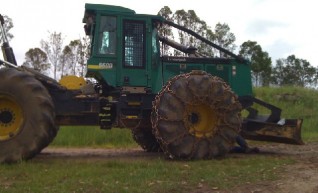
[83,4,162,91]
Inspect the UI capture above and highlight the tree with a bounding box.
[157,7,235,58]
[0,15,14,44]
[213,23,236,57]
[60,38,90,77]
[78,36,90,77]
[41,32,63,80]
[272,55,317,87]
[172,9,188,56]
[60,45,72,76]
[157,6,174,56]
[173,10,209,52]
[22,48,50,74]
[185,10,214,56]
[239,41,272,86]
[199,26,214,57]
[170,9,215,57]
[67,40,81,75]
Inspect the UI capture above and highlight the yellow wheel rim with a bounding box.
[0,95,24,141]
[185,103,219,138]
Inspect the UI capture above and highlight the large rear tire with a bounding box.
[152,71,241,159]
[0,68,58,163]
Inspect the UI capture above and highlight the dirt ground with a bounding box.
[217,142,318,193]
[40,142,318,193]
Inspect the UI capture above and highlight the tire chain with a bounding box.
[151,70,242,159]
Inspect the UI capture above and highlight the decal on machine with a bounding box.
[87,63,113,69]
[99,62,113,69]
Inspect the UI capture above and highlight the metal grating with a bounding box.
[123,20,145,67]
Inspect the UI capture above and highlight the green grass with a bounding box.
[50,126,138,148]
[0,156,293,193]
[253,86,318,142]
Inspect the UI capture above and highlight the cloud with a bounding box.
[264,39,294,63]
[245,19,288,36]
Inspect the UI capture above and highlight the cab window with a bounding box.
[123,20,145,68]
[98,16,116,55]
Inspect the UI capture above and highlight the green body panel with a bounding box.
[84,3,252,97]
[158,58,252,96]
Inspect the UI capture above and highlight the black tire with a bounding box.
[132,127,161,152]
[0,68,58,163]
[152,71,241,159]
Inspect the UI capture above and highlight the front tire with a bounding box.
[152,71,241,159]
[0,68,57,163]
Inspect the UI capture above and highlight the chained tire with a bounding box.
[132,127,161,152]
[0,68,58,163]
[151,70,242,159]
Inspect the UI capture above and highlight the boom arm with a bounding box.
[158,34,198,55]
[163,20,246,62]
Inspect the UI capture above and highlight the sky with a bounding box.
[1,0,317,66]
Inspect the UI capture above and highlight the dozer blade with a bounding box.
[241,118,304,145]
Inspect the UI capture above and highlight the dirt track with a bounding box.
[40,142,318,193]
[217,142,318,193]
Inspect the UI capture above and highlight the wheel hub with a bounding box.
[185,103,219,138]
[0,110,14,124]
[0,95,23,141]
[189,113,199,124]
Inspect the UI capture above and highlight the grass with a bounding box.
[252,86,318,141]
[0,86,317,193]
[0,156,293,193]
[50,126,138,148]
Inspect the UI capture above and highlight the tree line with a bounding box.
[1,9,317,87]
[1,16,89,80]
[23,33,90,80]
[157,6,317,87]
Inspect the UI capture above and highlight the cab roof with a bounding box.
[83,3,164,23]
[85,3,136,14]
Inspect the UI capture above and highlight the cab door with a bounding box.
[118,19,149,87]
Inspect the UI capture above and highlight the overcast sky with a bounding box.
[1,0,316,66]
